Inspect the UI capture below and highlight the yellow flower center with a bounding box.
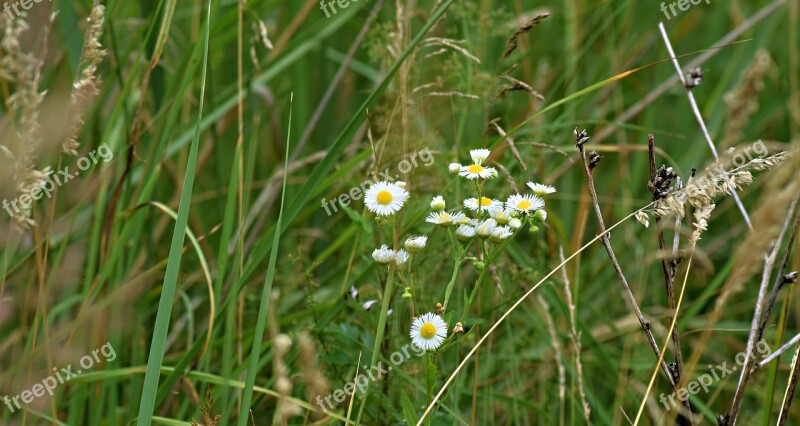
[420,323,437,339]
[479,197,492,206]
[467,164,484,174]
[376,190,393,205]
[439,213,451,223]
[517,200,532,210]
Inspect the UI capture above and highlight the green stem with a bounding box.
[461,262,490,321]
[459,230,518,321]
[442,256,463,311]
[354,214,400,424]
[425,353,436,426]
[355,264,396,424]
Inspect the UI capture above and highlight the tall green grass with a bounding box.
[1,0,798,425]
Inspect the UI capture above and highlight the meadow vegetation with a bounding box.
[1,0,799,425]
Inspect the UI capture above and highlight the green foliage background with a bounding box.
[1,0,798,424]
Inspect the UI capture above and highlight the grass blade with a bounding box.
[235,93,294,425]
[135,1,212,424]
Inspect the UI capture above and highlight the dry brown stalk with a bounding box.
[647,134,688,421]
[723,198,800,425]
[559,246,591,423]
[502,13,549,59]
[573,128,693,421]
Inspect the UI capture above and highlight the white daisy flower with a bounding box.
[489,207,514,224]
[364,181,410,216]
[490,226,513,243]
[455,224,476,241]
[450,212,467,224]
[526,182,557,196]
[430,195,446,212]
[454,215,478,226]
[426,211,465,227]
[475,218,498,239]
[362,300,378,311]
[509,218,522,229]
[394,249,409,267]
[410,312,448,351]
[348,286,359,300]
[404,236,427,253]
[506,194,544,214]
[372,244,395,265]
[459,163,497,180]
[463,197,503,212]
[470,149,491,165]
[448,163,462,174]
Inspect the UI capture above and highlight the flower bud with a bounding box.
[430,195,446,212]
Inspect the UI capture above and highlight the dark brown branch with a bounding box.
[574,129,692,423]
[647,135,691,422]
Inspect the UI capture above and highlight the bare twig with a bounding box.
[647,135,689,420]
[574,129,689,420]
[496,75,545,100]
[657,22,752,230]
[536,294,566,422]
[489,120,527,171]
[755,206,800,344]
[724,198,799,425]
[559,246,591,423]
[492,163,520,194]
[757,332,800,369]
[777,342,800,425]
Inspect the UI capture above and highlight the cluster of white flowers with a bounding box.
[430,150,555,248]
[371,244,411,268]
[361,148,556,352]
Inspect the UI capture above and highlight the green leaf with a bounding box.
[401,391,420,425]
[340,202,373,236]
